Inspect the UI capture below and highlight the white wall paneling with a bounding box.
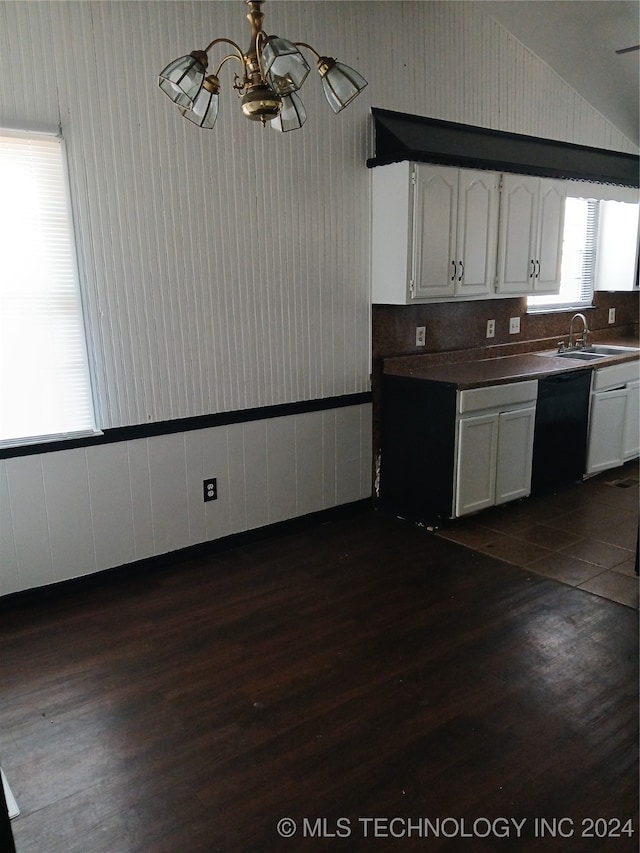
[87,442,136,574]
[294,412,324,517]
[41,450,96,583]
[0,404,372,596]
[1,456,53,594]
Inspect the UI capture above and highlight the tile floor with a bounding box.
[437,459,639,609]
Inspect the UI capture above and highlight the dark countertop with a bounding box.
[383,335,640,389]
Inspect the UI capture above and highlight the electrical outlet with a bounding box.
[509,316,521,334]
[486,319,495,339]
[203,478,217,502]
[608,308,616,324]
[415,326,426,347]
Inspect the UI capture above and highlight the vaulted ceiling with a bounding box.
[477,1,639,147]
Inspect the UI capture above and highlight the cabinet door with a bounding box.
[455,169,500,298]
[534,179,566,293]
[455,412,499,516]
[586,387,627,475]
[623,379,640,460]
[496,175,539,294]
[495,406,536,504]
[412,165,458,299]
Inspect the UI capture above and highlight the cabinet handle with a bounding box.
[535,259,540,278]
[451,261,456,281]
[458,261,464,282]
[530,259,535,278]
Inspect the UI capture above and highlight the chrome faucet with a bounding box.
[568,312,589,349]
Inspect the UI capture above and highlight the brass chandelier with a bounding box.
[158,0,367,132]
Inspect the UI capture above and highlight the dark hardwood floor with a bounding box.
[1,509,638,852]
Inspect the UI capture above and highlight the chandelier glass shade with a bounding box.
[261,37,311,95]
[181,75,221,128]
[270,92,307,133]
[158,0,367,132]
[159,51,209,110]
[319,59,369,114]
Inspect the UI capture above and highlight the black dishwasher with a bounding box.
[531,369,592,494]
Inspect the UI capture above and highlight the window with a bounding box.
[528,196,597,311]
[0,129,98,448]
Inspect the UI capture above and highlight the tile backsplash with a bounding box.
[373,291,638,362]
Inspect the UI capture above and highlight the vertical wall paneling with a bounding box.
[0,461,19,597]
[184,428,208,547]
[266,416,298,525]
[147,433,190,556]
[4,456,54,592]
[200,426,233,543]
[41,450,96,583]
[242,421,270,532]
[86,442,136,573]
[127,438,154,562]
[322,409,338,510]
[226,425,248,535]
[335,405,364,506]
[294,412,324,518]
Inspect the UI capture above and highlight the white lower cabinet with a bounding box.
[495,406,538,503]
[454,381,537,517]
[623,379,640,459]
[455,412,499,515]
[586,364,640,475]
[586,388,628,474]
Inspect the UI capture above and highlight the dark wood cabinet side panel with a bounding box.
[379,376,457,524]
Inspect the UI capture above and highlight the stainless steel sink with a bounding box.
[553,350,607,361]
[537,343,639,361]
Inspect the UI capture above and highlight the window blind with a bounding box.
[528,197,597,312]
[0,131,98,448]
[578,200,598,302]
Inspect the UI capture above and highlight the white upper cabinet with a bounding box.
[496,175,566,295]
[412,165,458,300]
[372,163,499,304]
[456,169,501,297]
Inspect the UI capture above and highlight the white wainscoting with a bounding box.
[0,403,372,597]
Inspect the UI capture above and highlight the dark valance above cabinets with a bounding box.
[367,108,639,188]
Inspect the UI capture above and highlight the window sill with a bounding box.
[526,303,595,315]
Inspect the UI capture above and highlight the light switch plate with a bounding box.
[509,317,520,334]
[608,308,616,324]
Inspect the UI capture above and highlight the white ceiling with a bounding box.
[477,1,640,146]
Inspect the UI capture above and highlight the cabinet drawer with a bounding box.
[459,380,538,414]
[592,361,640,391]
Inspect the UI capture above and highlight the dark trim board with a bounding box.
[0,498,372,609]
[367,108,640,186]
[1,392,372,460]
